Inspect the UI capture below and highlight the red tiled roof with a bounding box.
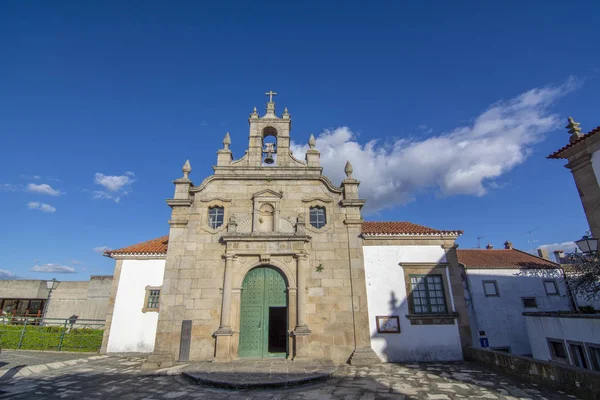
[548,126,600,159]
[457,249,559,269]
[105,221,462,256]
[105,236,169,256]
[361,221,462,236]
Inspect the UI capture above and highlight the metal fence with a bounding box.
[0,316,105,352]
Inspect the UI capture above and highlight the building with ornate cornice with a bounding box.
[548,117,600,238]
[100,93,469,368]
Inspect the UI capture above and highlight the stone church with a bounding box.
[101,93,470,367]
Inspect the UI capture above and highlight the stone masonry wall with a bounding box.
[153,177,358,363]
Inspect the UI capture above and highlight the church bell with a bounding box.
[263,142,276,164]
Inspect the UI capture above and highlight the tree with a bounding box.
[562,252,600,303]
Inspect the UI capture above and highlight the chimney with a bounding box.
[504,240,513,250]
[553,250,565,263]
[537,248,550,260]
[486,243,494,250]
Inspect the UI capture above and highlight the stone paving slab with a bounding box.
[0,350,96,372]
[182,359,336,389]
[0,355,580,399]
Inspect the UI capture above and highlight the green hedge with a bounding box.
[0,324,103,352]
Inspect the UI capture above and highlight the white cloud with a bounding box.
[94,172,135,192]
[291,78,578,213]
[92,172,134,203]
[21,174,42,180]
[537,241,578,254]
[418,124,434,134]
[0,184,19,192]
[26,183,62,196]
[92,190,121,203]
[28,202,56,213]
[93,246,111,253]
[30,264,75,273]
[0,269,20,279]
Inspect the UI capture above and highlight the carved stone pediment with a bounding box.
[252,189,283,199]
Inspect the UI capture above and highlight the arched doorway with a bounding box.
[238,266,288,358]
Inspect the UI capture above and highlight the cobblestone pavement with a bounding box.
[0,350,93,372]
[0,356,578,399]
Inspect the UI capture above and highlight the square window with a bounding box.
[548,339,568,362]
[143,286,161,312]
[409,274,447,314]
[544,280,559,296]
[522,297,537,308]
[483,280,499,297]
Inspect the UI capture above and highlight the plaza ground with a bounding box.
[0,351,578,399]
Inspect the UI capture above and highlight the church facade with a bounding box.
[101,94,470,367]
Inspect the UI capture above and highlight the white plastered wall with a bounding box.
[592,150,600,186]
[106,259,166,353]
[525,315,600,362]
[465,268,572,355]
[363,245,463,362]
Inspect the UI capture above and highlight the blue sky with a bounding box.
[1,1,599,280]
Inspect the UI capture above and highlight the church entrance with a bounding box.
[238,266,288,358]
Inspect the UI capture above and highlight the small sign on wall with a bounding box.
[376,316,401,334]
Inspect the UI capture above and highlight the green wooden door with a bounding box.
[238,267,287,358]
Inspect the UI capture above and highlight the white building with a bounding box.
[458,243,574,356]
[524,312,600,371]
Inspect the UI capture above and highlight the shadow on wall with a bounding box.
[371,288,463,363]
[463,270,574,355]
[371,269,574,362]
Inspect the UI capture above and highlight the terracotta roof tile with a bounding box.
[457,249,559,269]
[105,221,462,256]
[548,125,600,159]
[361,221,462,236]
[105,236,169,256]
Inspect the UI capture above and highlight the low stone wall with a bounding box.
[464,347,600,400]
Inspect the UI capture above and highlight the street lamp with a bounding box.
[42,278,59,321]
[575,235,599,255]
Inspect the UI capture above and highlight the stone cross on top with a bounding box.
[265,90,277,102]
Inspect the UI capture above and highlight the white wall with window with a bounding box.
[464,268,572,356]
[363,245,463,362]
[106,259,166,353]
[524,313,600,371]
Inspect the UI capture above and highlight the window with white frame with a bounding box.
[208,206,224,229]
[544,279,560,296]
[482,280,499,296]
[586,343,600,371]
[547,338,569,363]
[568,342,590,369]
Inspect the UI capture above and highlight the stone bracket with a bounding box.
[213,328,234,337]
[292,326,311,336]
[168,219,188,227]
[166,199,193,208]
